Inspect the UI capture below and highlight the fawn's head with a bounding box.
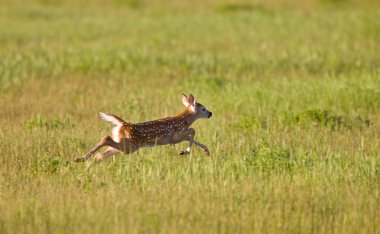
[181,93,212,119]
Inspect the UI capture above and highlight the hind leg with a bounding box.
[93,147,121,161]
[75,136,119,162]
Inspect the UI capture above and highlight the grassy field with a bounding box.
[1,0,380,233]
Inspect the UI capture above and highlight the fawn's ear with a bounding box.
[188,94,196,106]
[188,93,196,112]
[181,93,190,107]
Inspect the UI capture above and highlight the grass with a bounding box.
[0,0,380,233]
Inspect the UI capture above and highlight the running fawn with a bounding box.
[75,93,212,162]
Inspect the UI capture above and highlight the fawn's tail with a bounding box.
[99,112,126,126]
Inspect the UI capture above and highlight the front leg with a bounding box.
[193,140,210,156]
[172,128,195,155]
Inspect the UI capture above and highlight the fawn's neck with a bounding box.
[176,108,196,127]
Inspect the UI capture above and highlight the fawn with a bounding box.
[75,93,212,162]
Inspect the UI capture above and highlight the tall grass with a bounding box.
[0,0,380,233]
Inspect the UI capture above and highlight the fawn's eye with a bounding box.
[202,107,206,112]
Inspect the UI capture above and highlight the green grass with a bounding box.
[1,0,380,233]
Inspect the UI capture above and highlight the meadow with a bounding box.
[0,0,380,233]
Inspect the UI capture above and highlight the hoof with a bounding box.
[204,149,210,156]
[179,150,190,155]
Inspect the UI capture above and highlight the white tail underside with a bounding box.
[99,112,124,126]
[99,112,124,143]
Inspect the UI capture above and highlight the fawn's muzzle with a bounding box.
[208,112,212,118]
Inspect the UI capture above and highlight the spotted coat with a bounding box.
[115,108,195,148]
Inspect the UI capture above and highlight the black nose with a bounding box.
[208,112,212,118]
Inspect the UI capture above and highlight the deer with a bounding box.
[74,93,212,162]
